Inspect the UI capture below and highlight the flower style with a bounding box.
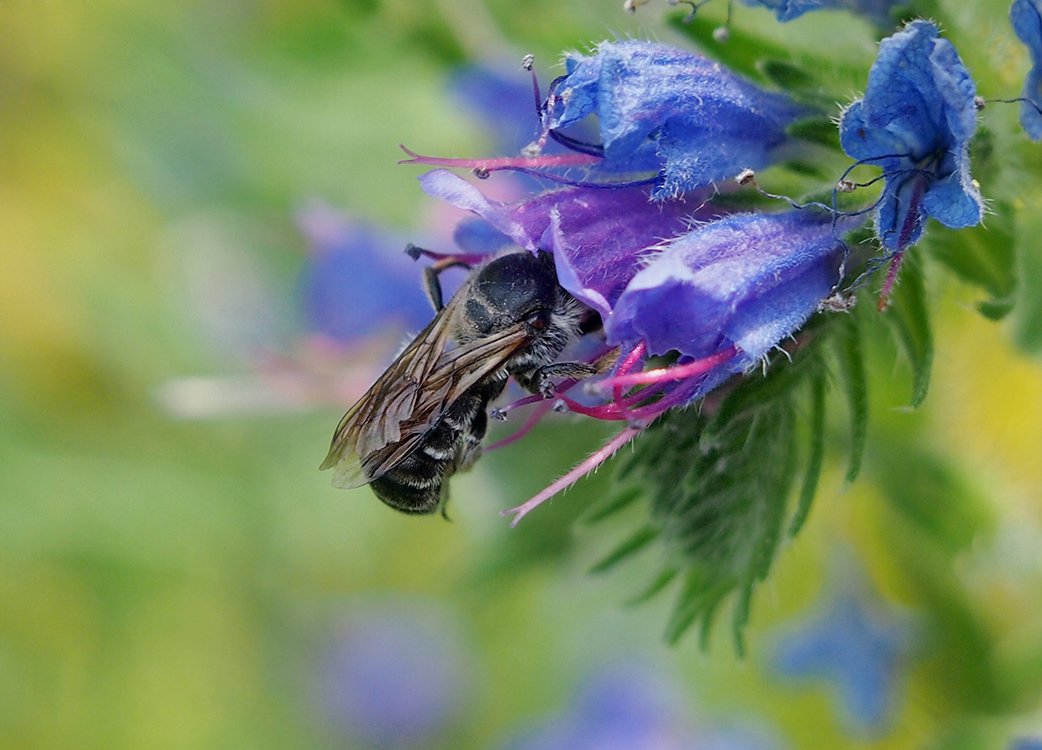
[1011,0,1042,140]
[541,41,805,198]
[839,20,984,253]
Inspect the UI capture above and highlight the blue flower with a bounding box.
[542,41,805,199]
[320,599,472,748]
[839,20,984,252]
[606,211,852,397]
[739,0,898,23]
[772,590,912,734]
[297,201,434,344]
[499,660,785,750]
[1011,0,1042,140]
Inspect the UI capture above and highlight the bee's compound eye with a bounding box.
[526,309,550,331]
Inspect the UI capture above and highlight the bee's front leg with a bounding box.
[527,362,599,399]
[406,244,473,312]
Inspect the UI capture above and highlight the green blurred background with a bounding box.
[2,1,1041,748]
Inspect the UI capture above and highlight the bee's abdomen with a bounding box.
[370,378,506,515]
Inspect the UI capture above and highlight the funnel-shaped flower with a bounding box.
[542,41,804,199]
[839,21,983,251]
[609,211,848,383]
[502,209,858,524]
[1012,0,1042,140]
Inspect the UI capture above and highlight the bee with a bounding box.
[320,250,599,515]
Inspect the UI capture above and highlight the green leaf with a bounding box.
[1014,210,1042,354]
[617,334,827,648]
[581,485,642,525]
[625,568,679,606]
[926,201,1016,320]
[871,442,994,555]
[759,59,814,91]
[589,525,659,574]
[833,308,868,483]
[789,368,827,536]
[885,255,933,407]
[667,12,866,98]
[787,117,842,150]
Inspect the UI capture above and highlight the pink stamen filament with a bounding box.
[556,383,667,420]
[612,341,647,404]
[399,144,602,172]
[598,346,737,390]
[502,426,643,526]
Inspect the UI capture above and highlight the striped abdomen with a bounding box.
[369,377,506,514]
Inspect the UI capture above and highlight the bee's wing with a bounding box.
[320,302,530,489]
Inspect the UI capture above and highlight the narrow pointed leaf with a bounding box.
[589,525,659,574]
[834,309,868,483]
[886,256,933,407]
[789,368,827,536]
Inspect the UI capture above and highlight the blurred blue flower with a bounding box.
[1011,0,1042,140]
[772,588,911,734]
[320,598,472,749]
[541,41,805,199]
[500,661,784,750]
[1011,738,1042,750]
[450,65,542,155]
[297,200,433,344]
[738,0,898,23]
[839,20,983,252]
[499,661,695,750]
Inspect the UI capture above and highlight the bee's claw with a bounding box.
[490,408,508,422]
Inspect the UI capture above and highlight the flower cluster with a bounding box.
[375,20,1009,524]
[406,40,873,521]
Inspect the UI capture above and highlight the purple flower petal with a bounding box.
[609,212,850,371]
[420,169,720,316]
[543,41,804,199]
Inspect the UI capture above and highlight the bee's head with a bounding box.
[465,252,558,336]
